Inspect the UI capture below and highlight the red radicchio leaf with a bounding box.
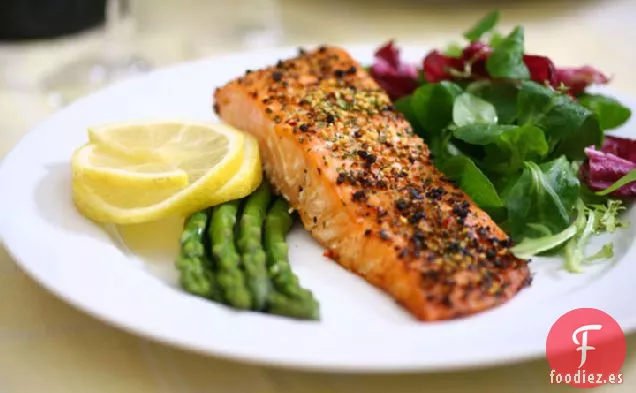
[461,42,492,62]
[600,135,636,162]
[422,42,490,83]
[523,55,556,86]
[461,42,491,79]
[377,41,610,101]
[554,66,610,95]
[375,40,400,69]
[421,42,556,85]
[422,50,463,83]
[370,40,419,100]
[581,136,636,197]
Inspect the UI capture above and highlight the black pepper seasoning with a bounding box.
[364,154,377,169]
[352,190,367,202]
[408,211,425,224]
[426,188,444,200]
[395,198,409,212]
[408,188,422,199]
[447,242,461,253]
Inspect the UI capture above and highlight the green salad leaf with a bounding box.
[590,199,627,233]
[394,95,424,134]
[452,123,514,145]
[488,31,504,47]
[542,99,590,146]
[537,94,590,140]
[467,80,518,124]
[516,81,554,125]
[584,244,615,263]
[515,81,602,160]
[578,93,632,131]
[437,155,504,215]
[505,157,580,241]
[510,211,581,259]
[562,200,622,273]
[410,81,462,136]
[579,183,610,205]
[463,9,501,42]
[596,168,636,196]
[486,26,530,79]
[511,198,626,271]
[552,115,603,161]
[444,42,463,58]
[452,92,498,126]
[481,124,549,175]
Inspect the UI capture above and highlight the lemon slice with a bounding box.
[72,121,254,224]
[87,120,244,181]
[206,133,262,205]
[72,143,189,184]
[72,144,190,211]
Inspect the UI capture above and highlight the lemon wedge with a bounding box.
[72,121,261,224]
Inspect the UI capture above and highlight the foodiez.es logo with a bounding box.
[546,308,626,388]
[573,324,602,369]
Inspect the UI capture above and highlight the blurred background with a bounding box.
[1,0,635,159]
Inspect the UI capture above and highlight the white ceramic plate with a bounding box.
[1,45,635,373]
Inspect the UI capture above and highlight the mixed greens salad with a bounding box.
[369,10,636,272]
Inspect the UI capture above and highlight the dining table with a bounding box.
[1,0,635,391]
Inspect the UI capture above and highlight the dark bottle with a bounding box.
[0,0,107,41]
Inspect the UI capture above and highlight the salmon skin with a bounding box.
[213,46,531,321]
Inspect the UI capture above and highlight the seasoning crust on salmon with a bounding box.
[213,46,532,320]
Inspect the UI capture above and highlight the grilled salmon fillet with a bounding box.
[213,46,532,320]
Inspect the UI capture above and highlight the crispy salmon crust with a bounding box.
[213,46,531,321]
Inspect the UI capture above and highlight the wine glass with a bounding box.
[40,0,151,108]
[190,0,284,57]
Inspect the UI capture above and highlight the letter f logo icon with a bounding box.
[572,324,603,368]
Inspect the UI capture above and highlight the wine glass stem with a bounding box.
[103,0,134,64]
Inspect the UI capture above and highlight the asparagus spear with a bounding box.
[237,181,273,311]
[264,198,320,320]
[266,291,320,320]
[175,211,221,301]
[210,200,252,310]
